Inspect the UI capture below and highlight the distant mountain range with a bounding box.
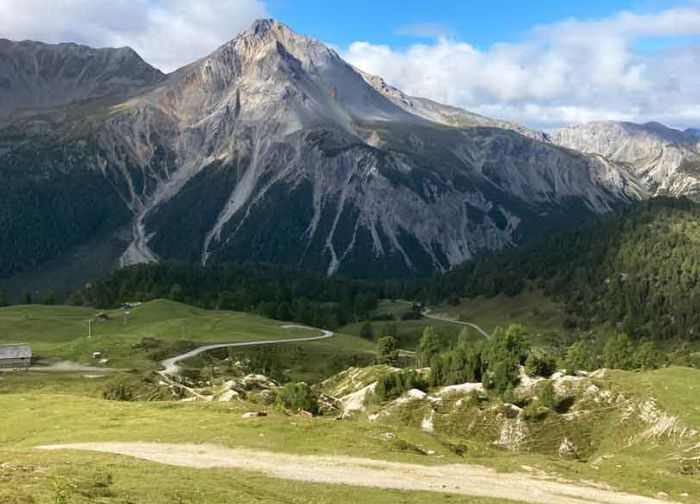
[2,19,695,292]
[550,121,700,197]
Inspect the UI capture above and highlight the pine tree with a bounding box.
[418,326,441,367]
[19,290,32,305]
[43,290,56,306]
[603,334,636,370]
[564,339,593,372]
[376,336,399,366]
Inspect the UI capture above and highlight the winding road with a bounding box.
[160,325,334,375]
[421,307,491,339]
[395,300,491,339]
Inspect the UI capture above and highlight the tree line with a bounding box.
[74,262,423,330]
[426,197,700,342]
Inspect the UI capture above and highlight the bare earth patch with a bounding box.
[38,442,676,504]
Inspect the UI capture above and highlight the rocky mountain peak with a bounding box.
[0,38,164,119]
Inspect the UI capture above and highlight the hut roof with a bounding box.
[0,344,32,359]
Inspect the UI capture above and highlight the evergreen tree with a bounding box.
[43,290,56,306]
[19,290,32,305]
[634,338,660,370]
[0,290,9,307]
[376,336,399,366]
[603,334,636,370]
[418,326,441,367]
[564,339,594,372]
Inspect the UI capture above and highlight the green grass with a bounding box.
[342,293,568,351]
[219,333,375,384]
[0,300,340,370]
[431,291,566,335]
[605,366,700,429]
[341,318,469,350]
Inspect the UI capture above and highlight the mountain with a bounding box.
[550,121,700,197]
[0,39,165,118]
[0,20,644,292]
[430,197,700,341]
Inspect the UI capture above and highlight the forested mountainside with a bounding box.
[0,20,642,285]
[429,197,700,340]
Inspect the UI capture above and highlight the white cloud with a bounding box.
[0,0,268,71]
[343,7,700,129]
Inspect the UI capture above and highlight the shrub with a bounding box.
[278,382,318,414]
[102,382,135,401]
[563,339,595,372]
[491,355,520,395]
[375,369,427,401]
[603,334,636,370]
[538,381,556,409]
[524,351,557,378]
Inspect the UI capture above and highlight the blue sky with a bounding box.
[3,0,700,128]
[269,0,655,49]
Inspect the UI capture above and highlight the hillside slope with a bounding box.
[0,39,164,118]
[432,197,700,340]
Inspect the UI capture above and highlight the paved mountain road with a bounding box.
[160,325,334,375]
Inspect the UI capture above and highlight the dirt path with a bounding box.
[160,325,334,375]
[32,360,115,373]
[38,442,675,504]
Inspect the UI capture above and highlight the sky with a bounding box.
[1,0,700,129]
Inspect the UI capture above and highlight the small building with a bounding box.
[0,344,32,371]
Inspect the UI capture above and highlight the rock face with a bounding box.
[0,39,165,118]
[0,20,645,282]
[550,122,700,198]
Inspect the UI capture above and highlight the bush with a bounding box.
[375,369,427,401]
[102,382,135,401]
[563,339,595,372]
[524,351,557,378]
[538,381,556,409]
[603,334,636,370]
[634,338,660,370]
[278,382,318,414]
[491,355,520,394]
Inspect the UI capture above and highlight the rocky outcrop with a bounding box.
[550,121,700,198]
